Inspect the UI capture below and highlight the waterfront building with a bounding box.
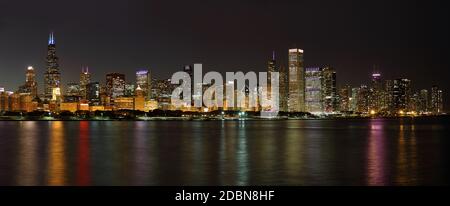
[349,87,359,112]
[106,73,126,99]
[114,97,134,110]
[125,83,135,97]
[0,92,10,111]
[392,78,411,113]
[134,85,145,111]
[18,66,38,97]
[357,85,370,113]
[305,67,323,113]
[369,72,383,112]
[60,102,78,113]
[418,89,429,114]
[9,93,21,111]
[339,85,351,112]
[288,48,305,112]
[44,32,61,100]
[279,65,288,112]
[79,67,91,99]
[87,82,100,105]
[65,83,80,96]
[431,85,443,114]
[136,69,152,100]
[322,67,337,113]
[384,80,394,113]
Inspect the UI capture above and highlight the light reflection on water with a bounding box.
[0,118,449,186]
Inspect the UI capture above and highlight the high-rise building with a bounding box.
[267,51,276,93]
[288,48,305,112]
[392,78,411,113]
[136,69,152,100]
[80,67,91,99]
[125,83,135,97]
[357,85,370,113]
[384,80,394,113]
[431,85,443,114]
[18,66,38,97]
[350,87,359,112]
[64,83,81,103]
[65,83,80,96]
[106,73,126,99]
[418,89,429,114]
[369,72,383,112]
[87,82,100,105]
[322,67,337,113]
[305,67,323,113]
[44,32,61,100]
[279,65,288,112]
[339,85,351,112]
[134,85,145,111]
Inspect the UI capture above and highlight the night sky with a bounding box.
[0,0,449,108]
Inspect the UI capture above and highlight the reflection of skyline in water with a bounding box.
[0,118,448,186]
[367,119,387,186]
[47,121,66,186]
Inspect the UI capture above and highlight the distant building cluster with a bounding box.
[0,33,445,116]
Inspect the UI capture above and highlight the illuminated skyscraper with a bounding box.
[418,89,429,114]
[392,78,411,113]
[279,65,288,112]
[80,67,91,100]
[44,32,61,100]
[370,72,382,112]
[305,67,323,113]
[357,85,370,113]
[322,67,337,113]
[267,51,276,93]
[350,87,359,112]
[384,80,394,113]
[18,66,38,97]
[431,85,443,114]
[64,83,81,103]
[339,85,351,112]
[106,73,126,99]
[87,82,100,105]
[288,48,305,112]
[125,83,135,97]
[136,69,152,100]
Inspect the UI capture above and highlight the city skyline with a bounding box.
[0,32,445,116]
[0,0,448,109]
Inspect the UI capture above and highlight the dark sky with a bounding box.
[0,0,449,108]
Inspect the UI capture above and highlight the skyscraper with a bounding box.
[44,32,61,100]
[106,73,126,99]
[80,67,91,100]
[136,69,152,100]
[392,78,411,113]
[279,65,288,112]
[431,85,443,114]
[267,51,276,94]
[322,67,337,113]
[87,82,100,104]
[288,48,305,112]
[305,67,323,113]
[370,72,382,112]
[418,89,429,114]
[18,66,38,97]
[339,85,351,112]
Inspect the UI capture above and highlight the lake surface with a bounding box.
[0,117,449,186]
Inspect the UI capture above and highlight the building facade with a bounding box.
[287,48,305,112]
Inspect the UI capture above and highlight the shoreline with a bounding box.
[0,115,447,121]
